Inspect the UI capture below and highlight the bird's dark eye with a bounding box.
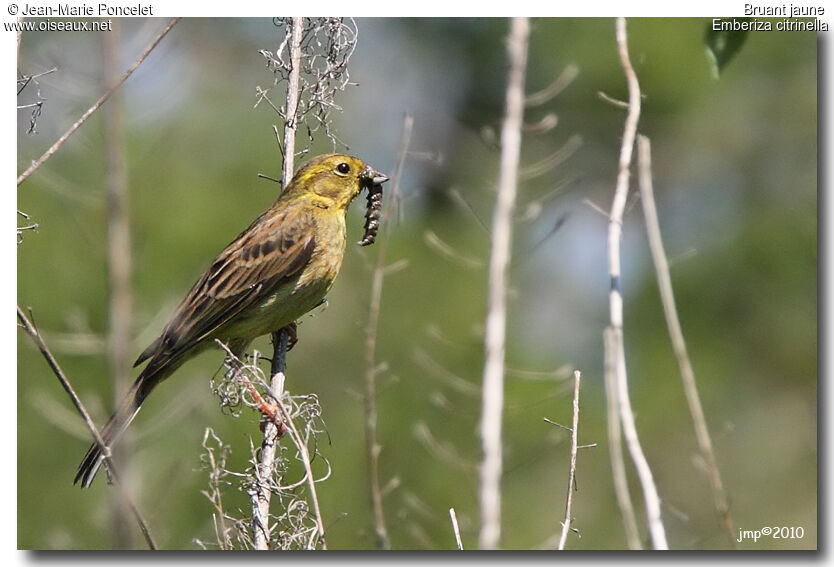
[337,162,350,174]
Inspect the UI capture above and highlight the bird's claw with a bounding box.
[284,322,298,352]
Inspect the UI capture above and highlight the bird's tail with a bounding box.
[74,372,153,488]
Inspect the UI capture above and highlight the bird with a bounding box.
[75,153,389,488]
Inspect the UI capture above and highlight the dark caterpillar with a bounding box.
[357,182,383,246]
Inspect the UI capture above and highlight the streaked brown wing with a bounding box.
[136,201,316,370]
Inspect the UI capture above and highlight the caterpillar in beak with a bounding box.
[357,182,383,246]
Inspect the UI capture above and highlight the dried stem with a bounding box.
[478,16,529,550]
[604,328,642,549]
[280,18,304,189]
[258,18,357,154]
[606,17,668,550]
[263,378,328,549]
[201,428,232,550]
[449,508,463,550]
[251,333,288,550]
[252,17,307,551]
[16,306,157,550]
[215,339,325,550]
[557,370,581,550]
[248,15,352,551]
[102,22,135,550]
[363,113,413,549]
[637,135,735,547]
[16,18,179,187]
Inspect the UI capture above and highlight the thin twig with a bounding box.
[18,67,57,86]
[201,429,231,550]
[557,370,581,550]
[597,90,630,109]
[16,306,157,550]
[423,230,484,269]
[478,16,529,551]
[255,87,284,118]
[519,134,582,180]
[525,63,579,107]
[522,113,558,134]
[363,113,413,550]
[413,348,480,397]
[17,18,180,187]
[606,17,668,550]
[604,328,642,549]
[449,508,464,550]
[447,188,490,235]
[414,421,476,472]
[637,135,735,547]
[582,198,611,220]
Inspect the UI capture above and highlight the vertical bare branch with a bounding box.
[637,135,736,547]
[478,16,529,551]
[251,16,304,549]
[16,18,180,187]
[604,328,642,549]
[16,307,157,550]
[557,370,581,550]
[280,18,304,189]
[251,332,288,550]
[252,17,332,551]
[605,17,668,550]
[363,113,413,549]
[247,15,357,551]
[102,22,135,550]
[102,23,132,443]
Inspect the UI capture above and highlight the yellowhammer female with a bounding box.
[75,153,388,488]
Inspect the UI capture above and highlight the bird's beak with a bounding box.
[361,165,389,186]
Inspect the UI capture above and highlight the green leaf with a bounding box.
[704,21,749,78]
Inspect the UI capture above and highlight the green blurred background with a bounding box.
[17,18,816,550]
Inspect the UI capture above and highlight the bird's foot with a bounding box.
[283,322,298,352]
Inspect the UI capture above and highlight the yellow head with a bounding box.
[284,154,388,210]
